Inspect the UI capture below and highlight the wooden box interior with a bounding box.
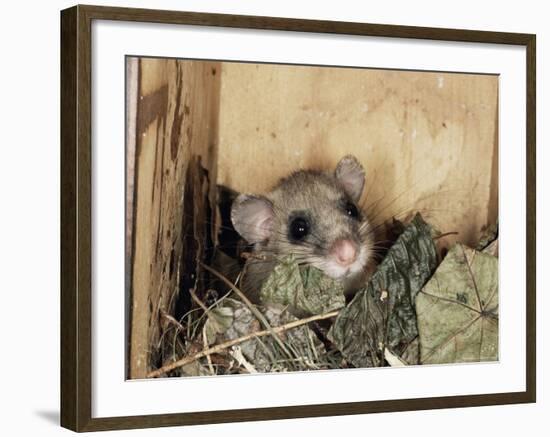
[126,57,498,379]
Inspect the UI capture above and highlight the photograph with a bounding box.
[125,57,499,380]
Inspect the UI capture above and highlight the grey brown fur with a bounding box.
[231,155,374,302]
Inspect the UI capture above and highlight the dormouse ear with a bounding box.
[335,155,366,202]
[231,194,274,244]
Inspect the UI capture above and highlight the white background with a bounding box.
[0,0,546,435]
[93,19,526,418]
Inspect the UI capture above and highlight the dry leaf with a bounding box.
[329,214,438,367]
[416,244,498,364]
[259,255,345,316]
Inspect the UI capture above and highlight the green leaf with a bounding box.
[416,244,498,364]
[259,255,345,316]
[329,283,387,367]
[329,214,438,367]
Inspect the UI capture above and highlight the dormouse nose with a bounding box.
[331,239,358,267]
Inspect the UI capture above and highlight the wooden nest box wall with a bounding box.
[126,58,498,379]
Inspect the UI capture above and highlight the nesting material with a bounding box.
[147,213,498,378]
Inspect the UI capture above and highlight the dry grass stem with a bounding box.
[147,309,339,378]
[200,261,294,358]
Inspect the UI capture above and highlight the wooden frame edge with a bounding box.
[79,392,533,432]
[61,5,94,431]
[60,4,537,432]
[525,33,536,404]
[60,5,78,431]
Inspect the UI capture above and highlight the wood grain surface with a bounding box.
[128,58,221,378]
[129,59,499,376]
[217,63,498,247]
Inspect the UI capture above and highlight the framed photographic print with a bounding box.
[60,4,536,432]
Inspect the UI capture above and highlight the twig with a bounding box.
[433,231,459,240]
[161,311,186,332]
[191,287,216,374]
[229,346,258,374]
[202,327,215,375]
[189,287,209,313]
[147,310,339,378]
[200,261,293,359]
[384,348,408,367]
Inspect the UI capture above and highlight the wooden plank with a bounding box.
[217,64,498,247]
[125,57,138,378]
[129,58,221,379]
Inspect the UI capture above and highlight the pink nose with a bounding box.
[331,239,358,266]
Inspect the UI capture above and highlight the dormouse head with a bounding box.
[231,155,373,280]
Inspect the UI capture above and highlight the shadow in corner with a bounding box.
[35,410,59,426]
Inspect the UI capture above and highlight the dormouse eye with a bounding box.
[345,202,359,219]
[289,217,309,241]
